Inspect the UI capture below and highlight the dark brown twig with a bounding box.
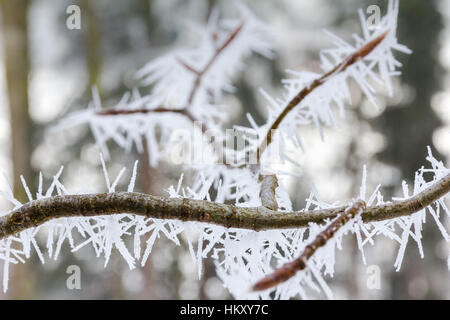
[97,107,186,117]
[96,107,208,134]
[253,31,389,211]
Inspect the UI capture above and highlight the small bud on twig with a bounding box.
[259,174,279,211]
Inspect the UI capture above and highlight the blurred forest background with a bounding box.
[0,0,449,299]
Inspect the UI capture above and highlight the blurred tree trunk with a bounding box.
[0,0,37,299]
[82,0,102,94]
[1,0,32,199]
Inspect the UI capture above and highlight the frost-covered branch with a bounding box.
[256,31,389,162]
[186,21,244,105]
[252,200,367,291]
[1,173,448,240]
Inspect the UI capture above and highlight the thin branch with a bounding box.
[97,107,187,117]
[0,173,448,240]
[98,105,225,164]
[252,200,366,291]
[176,57,200,74]
[256,30,389,162]
[187,22,245,105]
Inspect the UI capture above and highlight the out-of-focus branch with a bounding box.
[256,31,389,162]
[186,22,244,105]
[97,106,210,134]
[0,173,448,240]
[96,107,185,116]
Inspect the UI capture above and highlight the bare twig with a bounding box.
[252,200,366,291]
[253,31,389,209]
[256,31,389,162]
[97,106,187,117]
[0,173,448,240]
[176,57,200,74]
